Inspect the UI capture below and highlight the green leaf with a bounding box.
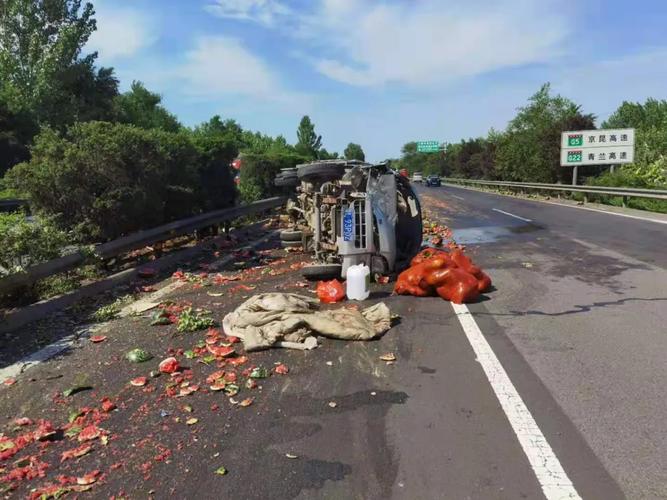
[63,385,92,397]
[223,384,239,396]
[202,354,216,365]
[0,441,15,451]
[184,350,195,359]
[68,410,84,423]
[64,426,83,438]
[215,466,227,476]
[250,367,268,379]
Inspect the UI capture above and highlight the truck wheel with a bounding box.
[302,264,343,281]
[297,163,346,182]
[280,230,303,242]
[275,175,299,187]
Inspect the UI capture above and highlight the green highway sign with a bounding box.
[566,150,583,163]
[417,141,441,153]
[560,128,635,166]
[567,134,584,147]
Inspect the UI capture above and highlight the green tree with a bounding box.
[114,81,180,132]
[0,0,117,128]
[0,99,36,176]
[495,83,595,183]
[6,122,235,241]
[238,152,308,202]
[295,115,322,159]
[344,143,365,161]
[318,148,339,159]
[602,99,667,186]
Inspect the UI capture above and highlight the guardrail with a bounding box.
[0,199,28,213]
[443,178,667,202]
[0,196,287,295]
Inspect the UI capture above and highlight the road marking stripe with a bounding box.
[451,303,581,500]
[492,208,533,222]
[446,183,667,225]
[451,194,465,201]
[536,199,667,225]
[0,332,82,384]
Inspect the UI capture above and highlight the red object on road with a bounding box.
[158,357,180,374]
[316,279,346,303]
[395,248,491,304]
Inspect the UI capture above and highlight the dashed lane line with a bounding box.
[492,208,533,222]
[451,302,581,500]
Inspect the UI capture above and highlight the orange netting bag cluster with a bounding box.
[394,248,492,304]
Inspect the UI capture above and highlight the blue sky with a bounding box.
[87,0,667,161]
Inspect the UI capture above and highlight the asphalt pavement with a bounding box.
[1,186,665,499]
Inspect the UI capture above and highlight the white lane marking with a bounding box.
[451,194,465,201]
[445,183,667,225]
[492,208,533,222]
[0,331,83,384]
[451,303,581,500]
[537,199,667,225]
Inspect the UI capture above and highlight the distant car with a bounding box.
[425,175,441,187]
[412,172,423,183]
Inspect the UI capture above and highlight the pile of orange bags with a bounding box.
[395,248,492,304]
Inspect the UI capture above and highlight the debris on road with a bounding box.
[125,348,153,363]
[130,377,148,387]
[158,357,180,374]
[316,279,346,303]
[328,401,337,408]
[89,335,107,343]
[395,248,492,304]
[223,293,392,351]
[379,353,397,362]
[274,363,289,375]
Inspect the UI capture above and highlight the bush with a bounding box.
[239,153,307,202]
[6,122,237,242]
[0,212,70,275]
[586,169,667,213]
[189,132,238,211]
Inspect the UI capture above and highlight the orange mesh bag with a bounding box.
[316,279,346,303]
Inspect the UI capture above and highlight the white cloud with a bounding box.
[88,5,157,61]
[309,0,568,87]
[554,48,667,121]
[205,0,569,88]
[173,35,307,109]
[205,0,292,27]
[179,36,276,97]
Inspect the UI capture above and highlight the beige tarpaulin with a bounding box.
[222,293,392,351]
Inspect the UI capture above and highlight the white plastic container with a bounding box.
[346,264,371,300]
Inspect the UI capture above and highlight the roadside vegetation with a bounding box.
[0,1,367,301]
[392,85,667,212]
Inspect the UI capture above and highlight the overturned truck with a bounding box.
[275,160,423,280]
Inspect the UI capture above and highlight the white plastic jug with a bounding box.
[346,264,370,300]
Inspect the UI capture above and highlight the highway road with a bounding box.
[1,185,665,499]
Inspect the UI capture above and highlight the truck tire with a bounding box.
[281,240,302,248]
[280,230,303,242]
[275,175,299,187]
[297,163,346,182]
[302,264,343,281]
